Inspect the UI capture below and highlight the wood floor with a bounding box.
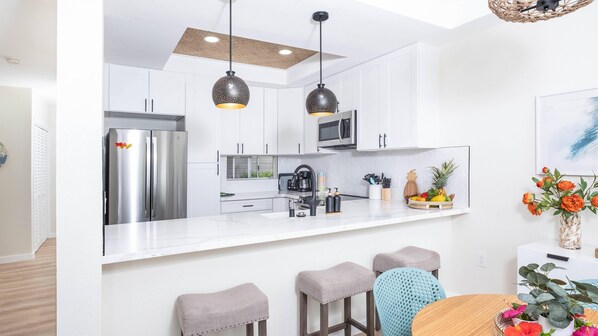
[0,239,56,336]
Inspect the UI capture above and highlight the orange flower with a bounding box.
[591,195,598,207]
[561,194,585,213]
[557,180,576,191]
[527,203,542,216]
[522,193,534,205]
[505,322,542,336]
[536,180,544,188]
[543,177,553,184]
[542,167,549,174]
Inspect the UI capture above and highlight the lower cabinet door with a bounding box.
[187,163,221,217]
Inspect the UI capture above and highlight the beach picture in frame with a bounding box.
[536,88,598,176]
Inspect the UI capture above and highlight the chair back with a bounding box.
[579,279,598,311]
[373,267,445,336]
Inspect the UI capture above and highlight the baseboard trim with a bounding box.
[0,252,35,264]
[47,232,56,239]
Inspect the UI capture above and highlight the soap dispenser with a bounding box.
[333,188,341,213]
[325,189,334,214]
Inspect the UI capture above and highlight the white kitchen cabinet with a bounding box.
[277,88,304,155]
[264,89,278,155]
[220,87,265,155]
[105,64,186,116]
[357,43,438,150]
[221,198,273,214]
[273,198,289,212]
[187,163,221,217]
[517,240,598,294]
[303,84,321,154]
[186,82,221,163]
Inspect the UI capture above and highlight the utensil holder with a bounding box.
[381,188,391,201]
[369,185,382,200]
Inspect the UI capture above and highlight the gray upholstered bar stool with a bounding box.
[373,246,441,278]
[176,283,269,336]
[297,262,376,336]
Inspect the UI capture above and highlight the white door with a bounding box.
[32,125,50,252]
[186,82,221,163]
[386,50,416,149]
[238,87,265,155]
[187,163,221,217]
[263,88,278,155]
[303,84,321,154]
[358,63,383,150]
[107,64,149,113]
[149,70,186,116]
[220,110,240,155]
[277,88,303,155]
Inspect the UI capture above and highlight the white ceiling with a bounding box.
[104,0,497,86]
[0,0,56,89]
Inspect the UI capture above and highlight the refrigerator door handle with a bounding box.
[145,137,151,219]
[151,136,157,219]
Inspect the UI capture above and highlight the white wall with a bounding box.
[56,0,103,334]
[0,86,33,262]
[438,3,598,295]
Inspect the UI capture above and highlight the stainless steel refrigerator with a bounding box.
[106,128,187,225]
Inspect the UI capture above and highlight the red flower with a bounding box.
[591,195,598,207]
[502,304,527,319]
[504,322,542,336]
[527,203,542,216]
[542,167,549,174]
[522,193,534,205]
[561,194,585,213]
[557,180,575,191]
[573,326,598,336]
[536,180,544,188]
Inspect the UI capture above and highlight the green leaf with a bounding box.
[519,266,531,278]
[554,168,561,179]
[532,177,540,183]
[552,279,567,286]
[549,316,571,329]
[536,293,556,303]
[553,210,562,216]
[569,294,593,302]
[571,304,585,315]
[540,263,556,273]
[528,263,540,271]
[527,272,539,285]
[537,273,550,285]
[547,282,568,297]
[580,177,587,190]
[518,293,537,304]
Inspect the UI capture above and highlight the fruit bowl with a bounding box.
[407,199,453,210]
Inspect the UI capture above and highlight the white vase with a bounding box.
[369,185,382,200]
[537,316,574,336]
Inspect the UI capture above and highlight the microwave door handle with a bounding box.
[338,117,343,141]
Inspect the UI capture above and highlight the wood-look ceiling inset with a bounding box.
[174,28,319,69]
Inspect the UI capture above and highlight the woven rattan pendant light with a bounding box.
[489,0,593,23]
[305,11,337,117]
[212,0,249,109]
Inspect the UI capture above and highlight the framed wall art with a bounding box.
[536,88,598,176]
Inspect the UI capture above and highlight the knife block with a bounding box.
[381,188,391,201]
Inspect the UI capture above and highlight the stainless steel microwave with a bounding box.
[317,110,357,149]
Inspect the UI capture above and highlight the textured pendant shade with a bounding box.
[488,0,593,23]
[306,11,337,117]
[212,0,249,109]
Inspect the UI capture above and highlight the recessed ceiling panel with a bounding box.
[174,28,321,69]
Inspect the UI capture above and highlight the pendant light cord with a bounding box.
[229,0,232,73]
[319,19,322,85]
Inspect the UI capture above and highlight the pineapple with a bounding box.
[429,160,458,197]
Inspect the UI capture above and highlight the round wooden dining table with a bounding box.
[412,294,598,335]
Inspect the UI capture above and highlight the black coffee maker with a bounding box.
[295,171,313,192]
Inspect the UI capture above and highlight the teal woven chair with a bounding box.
[579,279,598,311]
[373,267,446,336]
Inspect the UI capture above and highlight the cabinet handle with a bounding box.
[298,143,301,154]
[237,143,239,154]
[378,134,382,148]
[151,99,154,112]
[242,204,254,208]
[384,134,387,148]
[144,99,147,112]
[217,163,220,176]
[547,253,569,262]
[217,150,219,163]
[266,143,269,154]
[241,143,244,154]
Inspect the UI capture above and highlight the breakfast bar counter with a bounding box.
[102,199,470,264]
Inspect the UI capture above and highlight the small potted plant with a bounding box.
[501,262,598,336]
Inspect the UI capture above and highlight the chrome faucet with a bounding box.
[294,164,318,216]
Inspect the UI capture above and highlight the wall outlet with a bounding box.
[476,251,487,268]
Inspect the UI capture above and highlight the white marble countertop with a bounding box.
[103,200,470,265]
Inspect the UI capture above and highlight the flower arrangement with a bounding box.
[502,262,598,336]
[521,167,598,217]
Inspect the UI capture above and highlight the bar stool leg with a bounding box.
[320,303,329,336]
[344,297,351,336]
[375,271,381,331]
[258,320,267,336]
[299,292,307,336]
[432,269,439,279]
[366,291,375,336]
[246,323,254,336]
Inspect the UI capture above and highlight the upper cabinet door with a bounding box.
[303,84,321,154]
[239,87,265,155]
[339,72,358,112]
[263,88,278,155]
[277,88,303,155]
[186,82,221,163]
[357,63,383,151]
[385,49,416,148]
[220,109,240,155]
[107,64,149,113]
[149,70,186,116]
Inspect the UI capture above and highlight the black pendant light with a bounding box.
[212,0,249,109]
[305,11,337,117]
